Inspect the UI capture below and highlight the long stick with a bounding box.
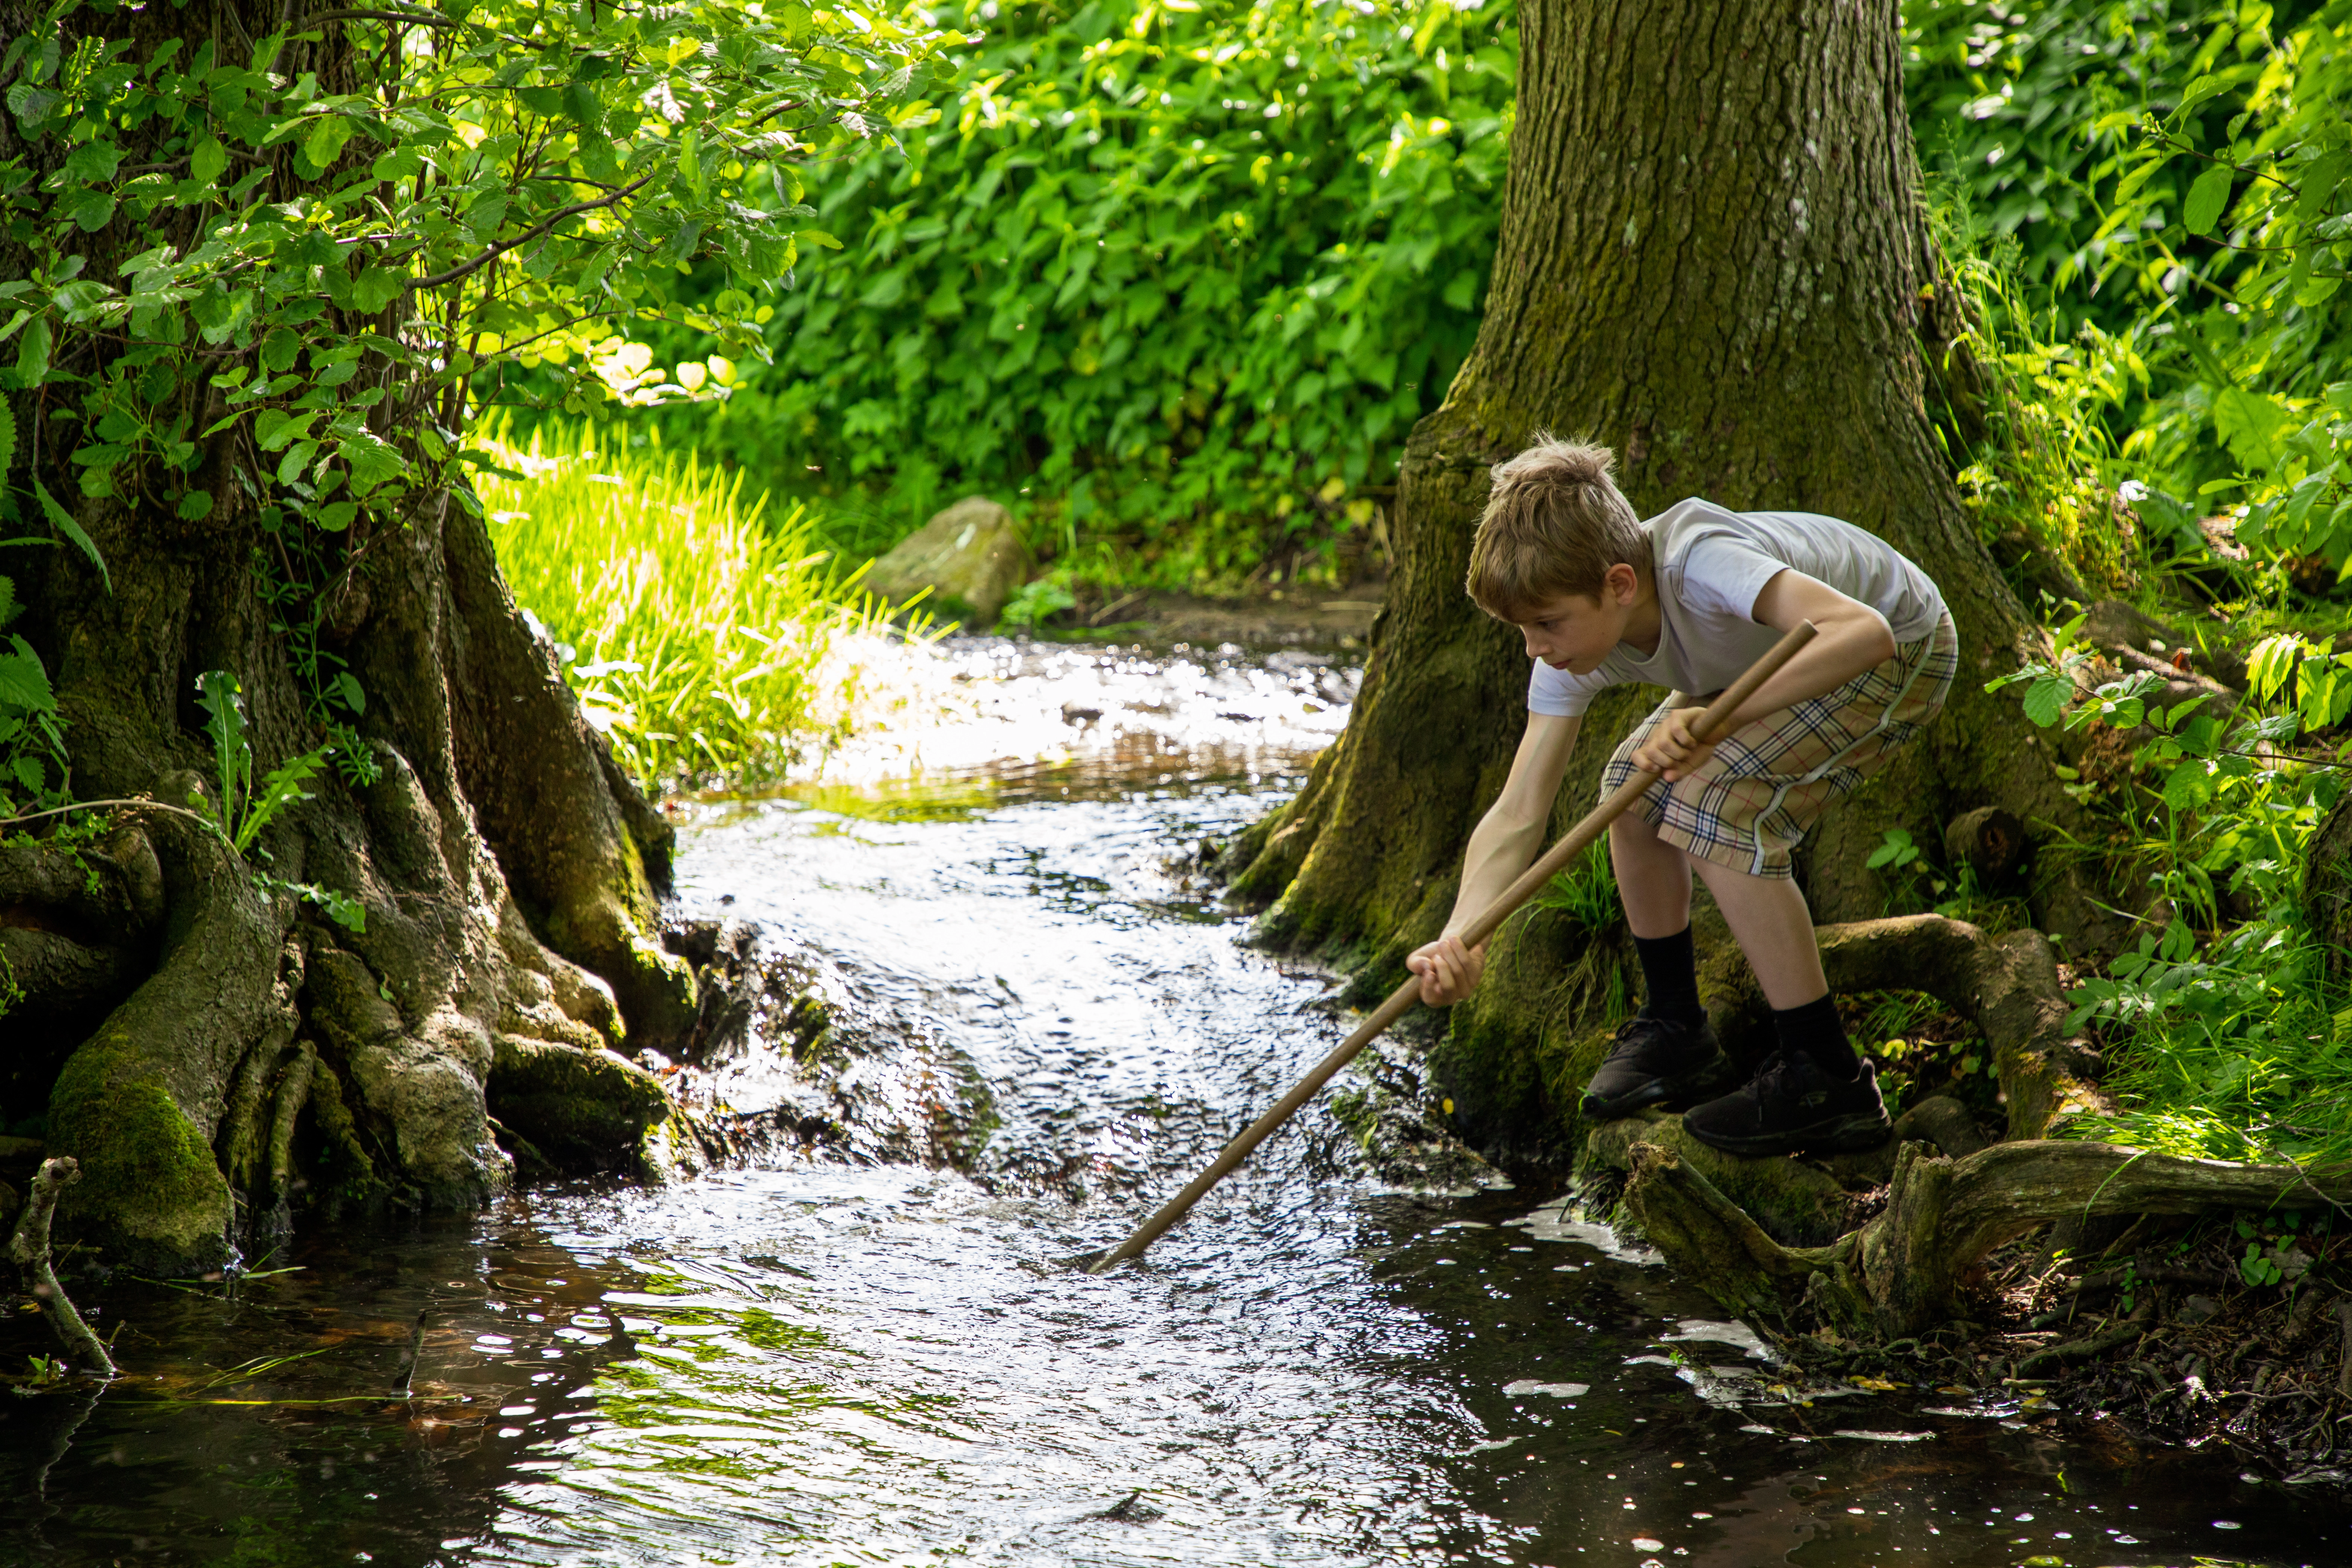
[1085,620,1820,1272]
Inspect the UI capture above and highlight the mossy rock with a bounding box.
[864,496,1031,627]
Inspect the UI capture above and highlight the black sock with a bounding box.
[1773,994,1859,1078]
[1632,926,1703,1027]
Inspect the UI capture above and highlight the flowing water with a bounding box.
[3,637,2349,1567]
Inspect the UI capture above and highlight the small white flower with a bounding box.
[2116,479,2150,504]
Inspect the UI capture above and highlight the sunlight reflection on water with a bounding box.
[4,635,2345,1566]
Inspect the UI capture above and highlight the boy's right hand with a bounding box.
[1406,935,1487,1006]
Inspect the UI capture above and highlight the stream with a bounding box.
[3,635,2349,1566]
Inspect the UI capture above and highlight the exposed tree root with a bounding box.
[1622,1138,2352,1337]
[1701,913,2101,1141]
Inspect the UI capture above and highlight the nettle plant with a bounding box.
[0,0,952,755]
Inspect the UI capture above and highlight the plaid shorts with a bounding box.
[1599,611,1959,879]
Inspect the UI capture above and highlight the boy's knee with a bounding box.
[1608,810,1665,847]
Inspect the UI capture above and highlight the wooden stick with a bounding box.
[9,1158,118,1376]
[1084,621,1821,1272]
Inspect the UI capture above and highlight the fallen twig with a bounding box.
[9,1158,118,1377]
[2014,1308,2150,1378]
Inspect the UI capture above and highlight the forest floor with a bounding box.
[1783,1219,2352,1483]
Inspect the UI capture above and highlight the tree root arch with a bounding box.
[1624,1138,2352,1338]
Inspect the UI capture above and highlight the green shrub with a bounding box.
[644,0,1515,586]
[476,422,900,789]
[1991,610,2352,1161]
[1908,0,2349,600]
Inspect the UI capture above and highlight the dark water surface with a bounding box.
[3,640,2347,1566]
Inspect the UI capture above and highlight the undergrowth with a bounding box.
[1905,0,2352,1166]
[475,420,917,791]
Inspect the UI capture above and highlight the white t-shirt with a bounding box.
[1527,498,1946,718]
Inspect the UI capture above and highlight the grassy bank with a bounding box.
[475,422,911,791]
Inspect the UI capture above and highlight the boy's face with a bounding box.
[1512,566,1639,673]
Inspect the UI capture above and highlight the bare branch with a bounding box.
[407,175,656,292]
[9,1159,118,1377]
[300,8,468,28]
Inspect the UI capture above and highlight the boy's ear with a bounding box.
[1605,561,1641,604]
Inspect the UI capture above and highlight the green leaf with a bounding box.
[2213,387,2291,472]
[32,480,109,593]
[254,409,314,452]
[176,489,214,521]
[303,113,352,170]
[277,439,319,486]
[564,80,603,132]
[2175,74,2233,115]
[2113,153,2176,206]
[0,403,14,476]
[14,315,49,384]
[2295,151,2349,223]
[2182,163,2234,237]
[348,266,401,315]
[191,135,228,184]
[2022,676,2072,727]
[63,141,123,184]
[236,747,327,853]
[0,635,54,714]
[5,84,61,123]
[195,668,248,838]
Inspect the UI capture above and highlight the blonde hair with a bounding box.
[1464,434,1648,618]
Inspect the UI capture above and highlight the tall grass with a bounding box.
[476,420,903,789]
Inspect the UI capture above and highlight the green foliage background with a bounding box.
[582,0,2349,599]
[637,0,1514,585]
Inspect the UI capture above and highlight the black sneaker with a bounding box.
[1680,1052,1893,1156]
[1579,1013,1734,1119]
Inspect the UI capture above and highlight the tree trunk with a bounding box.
[0,0,697,1273]
[1223,0,2125,1154]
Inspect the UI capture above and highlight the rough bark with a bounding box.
[2307,786,2352,979]
[1223,0,2133,1112]
[0,0,695,1272]
[1624,1138,2352,1337]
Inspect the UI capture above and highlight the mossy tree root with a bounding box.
[6,0,704,1276]
[1623,1139,2352,1337]
[1702,913,2102,1141]
[44,801,286,1273]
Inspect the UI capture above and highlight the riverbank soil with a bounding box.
[1053,577,1386,652]
[1208,0,2352,1481]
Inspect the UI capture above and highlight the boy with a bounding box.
[1404,437,1957,1156]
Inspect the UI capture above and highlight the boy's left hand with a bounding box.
[1632,706,1717,782]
